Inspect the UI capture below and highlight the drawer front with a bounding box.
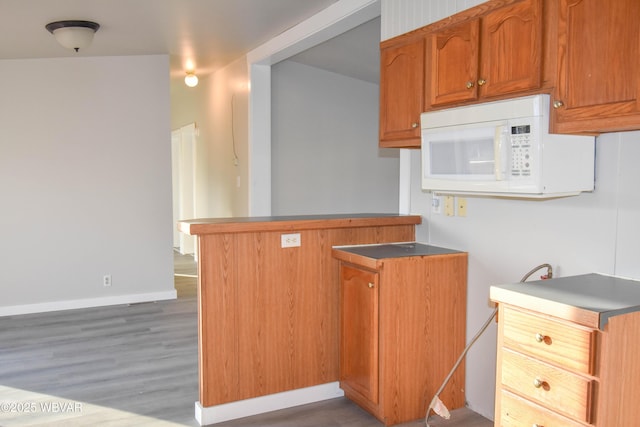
[501,349,594,423]
[499,389,587,427]
[502,306,596,374]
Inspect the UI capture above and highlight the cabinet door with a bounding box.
[552,0,640,133]
[480,0,542,98]
[379,37,425,148]
[427,20,480,107]
[340,264,379,404]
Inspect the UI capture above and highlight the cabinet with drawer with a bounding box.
[491,273,640,427]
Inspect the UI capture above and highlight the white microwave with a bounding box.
[421,94,595,198]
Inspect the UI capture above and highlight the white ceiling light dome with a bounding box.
[184,72,199,88]
[46,20,100,52]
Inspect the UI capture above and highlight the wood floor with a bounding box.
[0,252,493,427]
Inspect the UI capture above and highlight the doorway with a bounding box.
[171,122,197,257]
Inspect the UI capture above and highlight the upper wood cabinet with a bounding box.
[427,0,543,108]
[379,36,425,148]
[550,0,640,134]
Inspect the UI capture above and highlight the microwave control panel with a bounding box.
[510,124,532,177]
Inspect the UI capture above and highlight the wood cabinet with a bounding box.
[426,0,543,108]
[491,273,640,426]
[333,243,467,426]
[550,0,640,134]
[178,214,420,409]
[496,306,597,425]
[379,36,425,148]
[340,265,379,405]
[379,0,640,139]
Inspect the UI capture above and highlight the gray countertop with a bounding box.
[333,242,462,259]
[490,273,640,329]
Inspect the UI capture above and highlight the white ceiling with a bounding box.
[0,0,380,84]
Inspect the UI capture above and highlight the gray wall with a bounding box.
[271,60,399,215]
[0,55,175,314]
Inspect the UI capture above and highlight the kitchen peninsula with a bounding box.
[178,214,421,423]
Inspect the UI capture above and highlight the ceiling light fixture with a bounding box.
[45,20,100,52]
[184,72,199,88]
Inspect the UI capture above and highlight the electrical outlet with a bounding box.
[431,195,442,214]
[281,233,301,248]
[103,274,112,287]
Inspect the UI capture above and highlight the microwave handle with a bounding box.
[494,125,509,181]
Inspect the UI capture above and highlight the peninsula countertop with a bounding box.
[332,242,463,270]
[178,213,422,235]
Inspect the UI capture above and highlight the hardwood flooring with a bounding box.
[0,252,493,427]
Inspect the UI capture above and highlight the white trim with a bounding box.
[246,0,380,216]
[194,382,344,425]
[0,290,177,317]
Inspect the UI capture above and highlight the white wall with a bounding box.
[204,57,250,217]
[0,55,175,315]
[382,0,640,420]
[170,57,250,219]
[271,60,399,215]
[381,0,483,40]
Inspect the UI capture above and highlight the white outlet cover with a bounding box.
[281,233,301,248]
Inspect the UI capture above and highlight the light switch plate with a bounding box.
[444,196,455,216]
[458,197,467,217]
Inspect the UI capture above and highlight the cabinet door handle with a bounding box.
[553,100,564,108]
[477,78,487,86]
[533,377,546,388]
[368,282,375,289]
[465,81,475,89]
[532,424,544,427]
[535,332,546,342]
[411,122,419,128]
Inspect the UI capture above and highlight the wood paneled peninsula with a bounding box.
[178,214,421,413]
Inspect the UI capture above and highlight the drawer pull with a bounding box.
[535,332,548,343]
[532,424,543,427]
[533,377,549,390]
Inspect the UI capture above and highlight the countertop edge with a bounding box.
[490,285,601,329]
[178,214,422,235]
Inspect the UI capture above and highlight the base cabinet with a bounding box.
[180,215,420,408]
[492,274,640,426]
[333,244,467,426]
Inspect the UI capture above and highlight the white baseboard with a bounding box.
[0,290,177,317]
[195,382,344,425]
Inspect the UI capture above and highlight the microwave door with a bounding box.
[425,127,497,180]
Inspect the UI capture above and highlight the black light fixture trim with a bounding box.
[45,20,100,34]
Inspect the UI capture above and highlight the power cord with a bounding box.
[424,263,553,426]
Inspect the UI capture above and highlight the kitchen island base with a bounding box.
[178,214,421,424]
